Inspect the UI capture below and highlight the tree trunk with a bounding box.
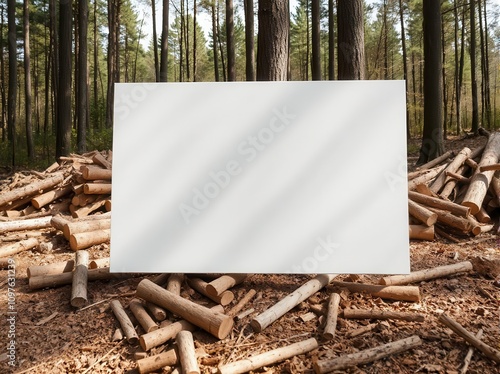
[417,0,443,165]
[441,13,448,140]
[226,0,235,81]
[0,6,6,142]
[77,0,88,153]
[151,0,159,82]
[193,0,197,81]
[23,0,34,160]
[470,0,479,133]
[106,0,117,128]
[337,0,365,80]
[93,0,99,128]
[244,0,255,81]
[211,2,219,82]
[311,0,321,80]
[328,0,335,80]
[7,0,17,165]
[256,0,289,81]
[216,1,226,81]
[160,0,169,82]
[398,0,409,138]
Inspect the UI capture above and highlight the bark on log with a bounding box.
[462,132,500,214]
[82,166,112,180]
[83,183,112,195]
[0,216,53,234]
[460,329,483,374]
[31,186,72,209]
[408,191,470,217]
[251,274,338,332]
[110,299,139,344]
[92,153,112,169]
[440,165,467,199]
[129,298,158,333]
[323,293,341,340]
[29,267,132,290]
[329,281,421,302]
[50,215,71,231]
[313,335,422,373]
[438,313,500,363]
[378,261,473,285]
[206,274,248,297]
[187,277,234,306]
[342,308,424,322]
[166,273,184,295]
[177,331,200,374]
[346,323,378,338]
[479,163,500,172]
[139,305,224,351]
[69,229,111,251]
[475,207,491,223]
[0,173,64,208]
[63,218,111,240]
[0,238,39,258]
[409,225,434,241]
[144,301,167,321]
[430,147,471,193]
[27,260,75,278]
[218,338,319,374]
[227,289,257,317]
[416,150,454,171]
[429,208,473,233]
[71,250,89,308]
[408,200,437,226]
[135,279,233,339]
[408,165,446,190]
[137,348,178,374]
[490,173,500,205]
[71,198,107,218]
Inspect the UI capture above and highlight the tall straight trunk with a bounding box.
[34,50,40,134]
[305,1,309,80]
[453,0,460,135]
[56,0,72,159]
[244,0,255,81]
[49,0,58,134]
[160,0,169,81]
[0,5,6,141]
[337,0,365,80]
[469,0,479,133]
[383,0,388,79]
[216,1,226,82]
[151,0,159,81]
[226,0,235,81]
[477,0,486,126]
[411,52,418,129]
[93,0,99,128]
[24,0,34,160]
[328,0,334,80]
[479,0,491,129]
[483,0,491,129]
[211,2,219,81]
[441,13,448,140]
[311,0,321,80]
[43,19,51,136]
[77,0,88,153]
[398,0,409,138]
[179,0,184,81]
[458,0,466,134]
[417,0,443,164]
[193,0,197,81]
[106,0,117,128]
[256,0,289,81]
[184,0,190,81]
[133,17,144,82]
[7,0,17,165]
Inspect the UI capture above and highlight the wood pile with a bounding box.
[408,130,500,241]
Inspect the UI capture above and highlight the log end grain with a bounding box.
[214,313,234,340]
[219,291,235,306]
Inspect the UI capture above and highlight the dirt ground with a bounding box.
[0,136,499,374]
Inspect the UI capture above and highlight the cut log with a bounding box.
[92,153,112,169]
[379,261,473,285]
[0,216,53,234]
[82,166,112,180]
[475,207,491,223]
[227,289,257,317]
[71,250,89,308]
[415,150,454,171]
[479,163,500,172]
[408,200,437,226]
[490,173,500,205]
[137,348,178,374]
[166,273,184,295]
[71,197,107,218]
[83,183,112,195]
[409,225,434,241]
[135,279,233,340]
[329,281,421,302]
[69,229,111,251]
[0,238,39,258]
[139,305,224,351]
[144,301,167,321]
[346,323,378,338]
[323,293,341,340]
[31,186,72,209]
[177,331,200,374]
[0,173,64,208]
[110,299,139,344]
[342,308,424,322]
[88,257,110,269]
[408,191,470,217]
[27,260,75,278]
[29,267,132,290]
[438,313,500,363]
[440,165,467,199]
[218,338,319,374]
[429,208,473,233]
[63,218,111,240]
[251,274,337,332]
[50,215,71,231]
[206,274,247,297]
[460,329,483,374]
[313,335,422,373]
[430,148,471,193]
[187,277,234,306]
[445,171,470,183]
[129,298,158,333]
[408,164,446,190]
[462,132,500,214]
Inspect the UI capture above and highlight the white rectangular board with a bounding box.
[110,81,409,274]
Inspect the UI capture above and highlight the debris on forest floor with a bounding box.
[0,137,500,373]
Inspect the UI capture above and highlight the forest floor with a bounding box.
[0,135,499,374]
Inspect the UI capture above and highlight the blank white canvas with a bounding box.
[110,81,409,274]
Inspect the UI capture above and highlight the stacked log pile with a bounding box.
[408,130,499,241]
